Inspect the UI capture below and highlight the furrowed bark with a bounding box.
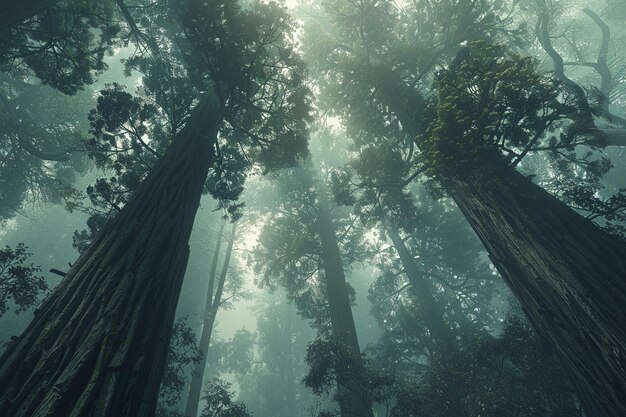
[0,90,223,417]
[377,71,626,417]
[447,167,626,417]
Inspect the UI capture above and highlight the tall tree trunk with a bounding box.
[447,167,626,417]
[377,73,626,417]
[386,223,468,417]
[316,187,375,417]
[0,90,223,417]
[385,223,453,346]
[185,223,235,417]
[281,305,298,417]
[0,0,61,31]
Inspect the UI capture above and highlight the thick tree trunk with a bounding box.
[0,0,61,31]
[317,188,374,417]
[0,90,223,417]
[377,72,626,417]
[447,166,626,417]
[184,223,235,417]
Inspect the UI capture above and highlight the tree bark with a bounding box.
[316,187,374,417]
[376,71,626,417]
[0,90,223,417]
[0,0,61,31]
[447,166,626,417]
[184,223,235,417]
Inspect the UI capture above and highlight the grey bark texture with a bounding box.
[448,167,626,417]
[0,90,222,417]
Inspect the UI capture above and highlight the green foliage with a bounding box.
[0,0,120,94]
[303,336,370,412]
[423,41,609,181]
[0,77,91,222]
[200,379,254,417]
[368,316,583,417]
[0,244,48,316]
[156,317,201,416]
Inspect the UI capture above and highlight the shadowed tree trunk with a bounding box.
[283,311,298,417]
[0,90,223,417]
[385,223,453,346]
[316,186,375,417]
[386,222,468,417]
[447,167,626,417]
[375,71,626,417]
[185,222,235,417]
[0,0,61,31]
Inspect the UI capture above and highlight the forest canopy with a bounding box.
[0,1,625,417]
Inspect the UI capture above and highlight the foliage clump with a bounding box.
[423,41,602,180]
[0,244,47,316]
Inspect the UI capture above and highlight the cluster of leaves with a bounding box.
[544,153,626,239]
[0,243,47,316]
[366,316,583,417]
[424,41,601,180]
[303,336,367,396]
[0,0,120,94]
[0,75,92,222]
[200,379,253,417]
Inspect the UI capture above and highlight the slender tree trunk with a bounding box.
[0,90,223,417]
[448,166,626,417]
[0,0,61,31]
[386,223,468,417]
[385,223,453,346]
[316,187,374,417]
[378,73,626,417]
[184,223,235,417]
[281,305,298,417]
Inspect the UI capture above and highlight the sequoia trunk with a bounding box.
[185,223,235,417]
[317,187,375,417]
[0,90,223,417]
[448,167,626,417]
[378,72,626,417]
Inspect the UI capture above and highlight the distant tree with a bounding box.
[226,293,318,417]
[253,163,374,417]
[186,222,242,417]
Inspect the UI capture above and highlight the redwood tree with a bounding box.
[301,2,626,415]
[0,0,311,416]
[253,165,374,417]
